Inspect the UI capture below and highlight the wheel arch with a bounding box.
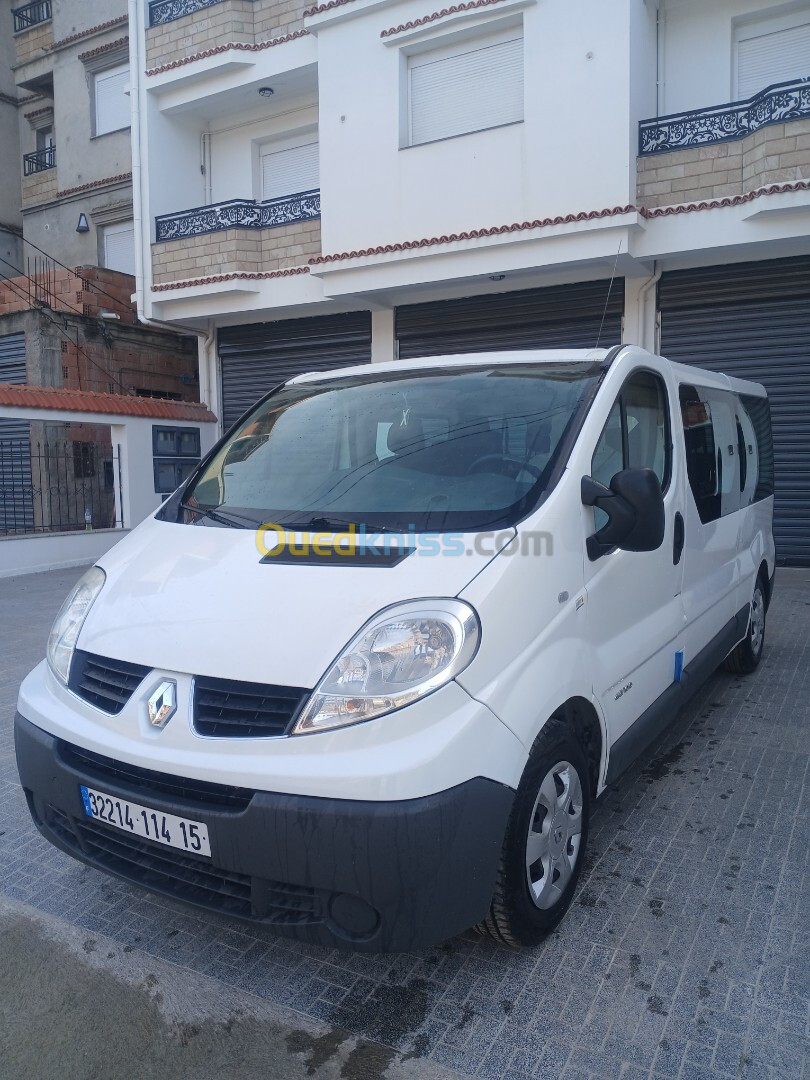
[549,696,605,799]
[758,559,772,609]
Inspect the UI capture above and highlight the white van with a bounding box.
[15,346,774,951]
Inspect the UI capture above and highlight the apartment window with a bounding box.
[94,62,130,135]
[407,27,524,147]
[36,126,54,153]
[103,220,136,276]
[260,136,319,202]
[735,12,810,98]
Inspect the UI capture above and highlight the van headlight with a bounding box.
[47,566,106,685]
[292,599,480,734]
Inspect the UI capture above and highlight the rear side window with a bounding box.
[680,385,772,523]
[740,394,775,501]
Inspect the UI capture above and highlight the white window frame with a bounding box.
[732,8,810,100]
[258,130,319,203]
[94,61,131,137]
[102,219,136,276]
[403,23,524,148]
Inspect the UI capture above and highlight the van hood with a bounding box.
[80,517,510,687]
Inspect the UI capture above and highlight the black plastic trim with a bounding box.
[15,715,515,951]
[605,604,750,785]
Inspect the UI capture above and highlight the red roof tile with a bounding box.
[0,384,217,422]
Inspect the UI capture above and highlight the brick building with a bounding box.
[1,0,200,536]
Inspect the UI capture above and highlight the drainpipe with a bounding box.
[638,263,662,353]
[128,0,147,323]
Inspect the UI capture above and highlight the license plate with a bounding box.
[79,785,211,858]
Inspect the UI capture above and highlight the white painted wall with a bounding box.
[146,97,205,223]
[209,97,318,203]
[660,0,808,114]
[316,0,641,256]
[0,529,129,579]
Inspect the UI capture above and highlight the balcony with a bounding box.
[149,0,234,25]
[638,78,810,210]
[23,145,56,176]
[12,0,51,33]
[152,191,320,286]
[145,0,305,77]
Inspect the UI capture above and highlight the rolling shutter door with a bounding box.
[0,332,33,532]
[218,312,372,429]
[658,256,810,566]
[396,279,625,359]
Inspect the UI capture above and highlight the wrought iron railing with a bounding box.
[155,190,320,241]
[149,0,236,27]
[639,77,810,156]
[23,145,56,176]
[0,439,121,536]
[12,0,51,32]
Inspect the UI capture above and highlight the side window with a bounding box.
[590,372,670,531]
[740,394,774,502]
[680,385,747,522]
[680,386,718,523]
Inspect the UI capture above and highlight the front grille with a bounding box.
[58,741,254,812]
[46,805,321,924]
[68,650,151,715]
[193,675,309,738]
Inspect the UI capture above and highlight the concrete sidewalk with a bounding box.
[0,566,808,1080]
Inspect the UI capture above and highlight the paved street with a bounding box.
[0,566,808,1080]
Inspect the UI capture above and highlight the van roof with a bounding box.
[289,349,612,384]
[288,347,767,398]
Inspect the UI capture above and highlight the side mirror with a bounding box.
[581,467,665,561]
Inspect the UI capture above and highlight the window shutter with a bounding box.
[95,64,131,135]
[409,35,523,146]
[261,141,319,201]
[104,221,136,276]
[736,21,810,98]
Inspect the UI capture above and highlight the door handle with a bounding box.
[673,511,684,565]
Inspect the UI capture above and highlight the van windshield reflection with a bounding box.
[183,363,602,533]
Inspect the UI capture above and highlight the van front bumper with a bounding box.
[15,712,515,951]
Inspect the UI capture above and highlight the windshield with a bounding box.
[182,362,602,532]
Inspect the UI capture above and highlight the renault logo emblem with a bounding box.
[147,680,177,729]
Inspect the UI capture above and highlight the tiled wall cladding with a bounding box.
[637,118,810,209]
[151,219,321,284]
[145,0,304,70]
[14,19,53,64]
[21,168,58,209]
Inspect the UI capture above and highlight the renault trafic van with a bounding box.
[15,346,774,950]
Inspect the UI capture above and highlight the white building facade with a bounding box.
[130,0,810,563]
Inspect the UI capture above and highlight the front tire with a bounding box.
[723,575,766,674]
[477,722,591,948]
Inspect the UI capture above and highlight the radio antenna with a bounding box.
[595,239,623,349]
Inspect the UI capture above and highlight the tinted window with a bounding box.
[740,394,774,501]
[680,384,771,523]
[680,387,718,523]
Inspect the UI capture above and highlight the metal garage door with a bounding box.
[0,332,33,533]
[396,279,625,359]
[659,256,810,566]
[218,312,372,429]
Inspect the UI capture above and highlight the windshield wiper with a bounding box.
[180,502,248,529]
[282,515,392,534]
